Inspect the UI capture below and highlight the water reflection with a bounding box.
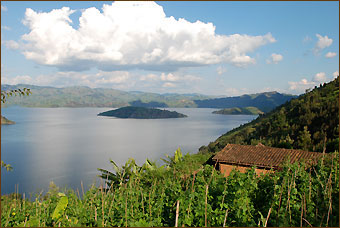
[1,107,256,195]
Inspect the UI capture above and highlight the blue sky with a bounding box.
[1,1,339,96]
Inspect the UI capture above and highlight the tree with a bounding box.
[297,126,312,151]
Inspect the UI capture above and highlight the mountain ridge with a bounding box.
[1,84,296,111]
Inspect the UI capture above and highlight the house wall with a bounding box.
[219,163,274,177]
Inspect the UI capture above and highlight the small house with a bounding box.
[212,143,324,177]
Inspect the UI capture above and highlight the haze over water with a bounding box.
[1,107,256,195]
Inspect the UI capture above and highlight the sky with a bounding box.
[1,1,339,96]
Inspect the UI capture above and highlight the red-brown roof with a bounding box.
[212,143,324,169]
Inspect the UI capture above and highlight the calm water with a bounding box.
[1,107,256,195]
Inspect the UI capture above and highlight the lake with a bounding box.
[1,107,256,195]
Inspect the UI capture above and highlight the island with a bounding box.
[1,115,15,125]
[212,107,264,115]
[98,106,188,119]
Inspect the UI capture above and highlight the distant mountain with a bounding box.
[1,84,212,108]
[195,91,296,112]
[1,84,295,111]
[212,107,264,115]
[199,77,339,154]
[98,106,187,119]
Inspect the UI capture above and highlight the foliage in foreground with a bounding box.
[1,151,338,227]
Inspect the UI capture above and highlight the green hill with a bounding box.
[195,91,296,112]
[212,106,264,115]
[200,77,339,154]
[98,106,187,119]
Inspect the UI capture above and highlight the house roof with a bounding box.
[212,143,324,169]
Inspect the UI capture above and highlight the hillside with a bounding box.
[212,107,264,115]
[200,77,339,154]
[98,106,187,119]
[195,91,296,112]
[1,84,294,111]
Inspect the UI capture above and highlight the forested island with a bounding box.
[212,107,264,115]
[97,106,187,119]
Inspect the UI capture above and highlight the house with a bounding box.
[212,143,324,177]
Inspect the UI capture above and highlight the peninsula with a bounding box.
[1,115,15,125]
[98,106,187,119]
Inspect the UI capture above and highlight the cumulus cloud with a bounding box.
[1,75,34,85]
[3,40,20,49]
[333,71,339,78]
[314,34,333,54]
[1,5,7,11]
[266,53,283,64]
[2,70,201,92]
[11,1,276,72]
[288,72,333,93]
[162,82,176,88]
[216,66,227,75]
[288,78,315,92]
[313,72,326,82]
[325,52,337,58]
[94,71,131,85]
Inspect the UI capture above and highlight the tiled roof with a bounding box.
[212,143,324,169]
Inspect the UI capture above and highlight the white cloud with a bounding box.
[140,73,159,81]
[1,5,7,11]
[2,70,201,92]
[266,53,283,64]
[288,78,315,92]
[14,1,276,72]
[288,72,334,94]
[313,72,326,82]
[94,71,130,85]
[216,66,227,75]
[325,52,337,58]
[1,75,34,85]
[162,82,176,88]
[1,25,11,31]
[333,71,339,78]
[3,40,20,49]
[314,34,333,54]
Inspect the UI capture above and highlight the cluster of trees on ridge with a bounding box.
[200,77,339,154]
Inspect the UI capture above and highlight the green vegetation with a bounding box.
[1,150,338,227]
[195,91,296,112]
[200,77,339,154]
[98,106,187,119]
[1,115,15,125]
[212,107,264,115]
